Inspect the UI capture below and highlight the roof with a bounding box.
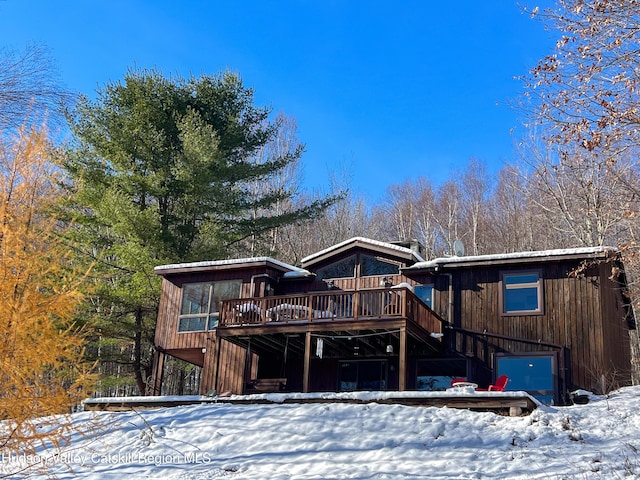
[301,237,425,267]
[154,257,309,276]
[404,246,618,271]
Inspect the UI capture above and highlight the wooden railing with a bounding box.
[218,287,443,337]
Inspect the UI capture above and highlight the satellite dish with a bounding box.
[453,240,465,257]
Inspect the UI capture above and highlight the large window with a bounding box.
[315,253,400,280]
[316,255,357,280]
[360,254,399,277]
[414,285,433,308]
[501,271,543,315]
[178,280,242,332]
[495,353,557,404]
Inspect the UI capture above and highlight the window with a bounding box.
[338,360,387,391]
[316,255,357,280]
[178,280,242,332]
[360,254,399,276]
[414,285,433,308]
[415,358,467,391]
[495,353,557,404]
[315,253,400,280]
[501,271,543,315]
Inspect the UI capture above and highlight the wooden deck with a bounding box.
[219,287,443,337]
[83,391,539,417]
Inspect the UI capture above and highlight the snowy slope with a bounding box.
[3,387,640,479]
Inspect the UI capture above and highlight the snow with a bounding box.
[5,387,640,479]
[300,237,425,265]
[407,246,617,270]
[154,257,303,275]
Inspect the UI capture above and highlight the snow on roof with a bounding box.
[154,256,303,275]
[405,246,617,270]
[301,237,425,265]
[282,269,314,278]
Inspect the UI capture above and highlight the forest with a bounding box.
[1,1,640,449]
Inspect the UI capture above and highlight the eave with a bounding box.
[403,246,618,272]
[301,237,424,269]
[154,257,308,276]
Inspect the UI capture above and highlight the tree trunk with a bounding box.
[133,307,146,395]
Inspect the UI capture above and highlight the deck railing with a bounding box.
[219,287,443,337]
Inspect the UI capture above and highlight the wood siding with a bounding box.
[405,258,632,393]
[150,242,632,399]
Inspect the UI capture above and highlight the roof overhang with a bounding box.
[154,257,311,277]
[402,246,619,272]
[301,237,425,269]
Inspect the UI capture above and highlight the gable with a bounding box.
[301,237,424,273]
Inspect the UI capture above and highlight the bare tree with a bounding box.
[487,165,539,252]
[523,0,640,159]
[276,168,367,265]
[433,180,463,256]
[517,132,636,248]
[242,112,305,257]
[377,177,440,258]
[0,44,72,130]
[458,158,493,255]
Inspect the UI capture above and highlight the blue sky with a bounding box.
[0,1,557,202]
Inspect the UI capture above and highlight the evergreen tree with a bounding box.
[64,68,335,394]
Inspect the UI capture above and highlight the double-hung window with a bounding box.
[501,271,543,315]
[178,280,242,332]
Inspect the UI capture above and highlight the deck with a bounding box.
[83,391,539,417]
[219,286,442,334]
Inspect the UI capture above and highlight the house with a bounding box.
[149,237,634,404]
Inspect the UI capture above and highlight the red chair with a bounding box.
[450,377,468,387]
[477,375,509,392]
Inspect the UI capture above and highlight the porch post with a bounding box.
[214,335,223,393]
[243,338,252,394]
[148,349,165,396]
[199,336,218,396]
[399,326,407,391]
[303,331,311,393]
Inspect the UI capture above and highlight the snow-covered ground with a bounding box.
[3,387,640,479]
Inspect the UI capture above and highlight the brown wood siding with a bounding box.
[417,258,631,393]
[154,266,284,351]
[215,338,248,394]
[599,261,632,387]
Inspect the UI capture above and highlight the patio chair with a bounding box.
[476,375,509,392]
[450,377,468,387]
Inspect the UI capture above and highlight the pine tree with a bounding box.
[64,68,337,394]
[0,124,94,456]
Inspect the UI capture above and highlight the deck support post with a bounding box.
[242,338,252,394]
[399,326,407,391]
[303,330,311,393]
[212,335,222,394]
[200,335,220,396]
[148,349,165,396]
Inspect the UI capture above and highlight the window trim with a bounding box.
[178,280,242,333]
[499,269,544,316]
